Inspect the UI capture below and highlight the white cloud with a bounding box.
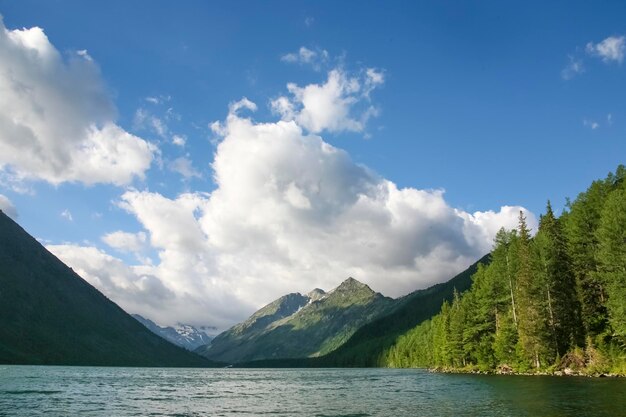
[133,108,168,138]
[0,194,17,219]
[561,55,584,80]
[281,46,329,70]
[271,69,382,134]
[583,119,600,130]
[59,96,536,329]
[168,156,202,179]
[172,134,186,147]
[0,17,156,186]
[586,35,625,63]
[229,97,257,114]
[144,95,171,105]
[46,244,188,323]
[61,209,73,221]
[458,206,537,255]
[102,231,147,253]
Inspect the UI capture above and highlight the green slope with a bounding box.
[235,255,489,368]
[319,255,490,366]
[0,210,217,367]
[197,278,394,363]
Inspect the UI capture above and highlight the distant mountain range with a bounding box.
[132,314,215,351]
[210,256,489,368]
[196,277,395,363]
[0,210,216,367]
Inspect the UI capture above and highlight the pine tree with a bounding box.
[491,228,519,328]
[432,302,451,367]
[493,308,518,366]
[596,187,626,342]
[463,264,496,368]
[515,211,553,368]
[535,201,584,355]
[564,179,611,336]
[448,289,467,367]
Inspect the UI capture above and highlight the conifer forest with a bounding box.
[385,166,626,375]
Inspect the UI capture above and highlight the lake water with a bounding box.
[0,366,624,416]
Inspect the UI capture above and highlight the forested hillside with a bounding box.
[385,166,626,375]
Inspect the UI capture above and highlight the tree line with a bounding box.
[384,166,626,374]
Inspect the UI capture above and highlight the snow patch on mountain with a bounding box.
[132,314,216,351]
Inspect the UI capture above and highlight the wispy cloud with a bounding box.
[172,134,187,147]
[61,209,73,221]
[134,108,168,138]
[145,95,171,105]
[561,55,584,80]
[586,35,625,63]
[562,34,625,80]
[583,119,599,130]
[281,46,329,71]
[583,113,613,130]
[168,156,202,179]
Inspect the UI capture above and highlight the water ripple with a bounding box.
[0,367,624,416]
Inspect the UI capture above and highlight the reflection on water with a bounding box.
[0,366,624,416]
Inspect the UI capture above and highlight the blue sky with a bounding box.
[0,1,624,328]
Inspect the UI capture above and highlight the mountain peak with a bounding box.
[335,277,371,292]
[197,274,394,363]
[307,288,326,301]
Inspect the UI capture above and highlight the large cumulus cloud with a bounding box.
[0,17,155,185]
[50,99,537,329]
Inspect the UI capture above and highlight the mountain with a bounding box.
[234,255,490,368]
[315,254,490,366]
[0,210,216,367]
[132,314,214,351]
[196,277,394,363]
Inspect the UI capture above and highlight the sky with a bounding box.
[0,1,624,330]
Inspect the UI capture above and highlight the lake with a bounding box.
[0,366,624,416]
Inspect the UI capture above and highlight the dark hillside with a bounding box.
[0,210,216,367]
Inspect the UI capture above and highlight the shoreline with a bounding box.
[428,366,624,378]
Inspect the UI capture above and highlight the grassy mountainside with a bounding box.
[0,211,216,367]
[233,255,489,368]
[197,278,394,363]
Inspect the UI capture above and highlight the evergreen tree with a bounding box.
[564,179,611,336]
[447,289,467,367]
[515,211,553,368]
[596,187,626,342]
[493,308,518,366]
[463,264,496,368]
[535,201,584,355]
[491,229,519,329]
[431,302,451,366]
